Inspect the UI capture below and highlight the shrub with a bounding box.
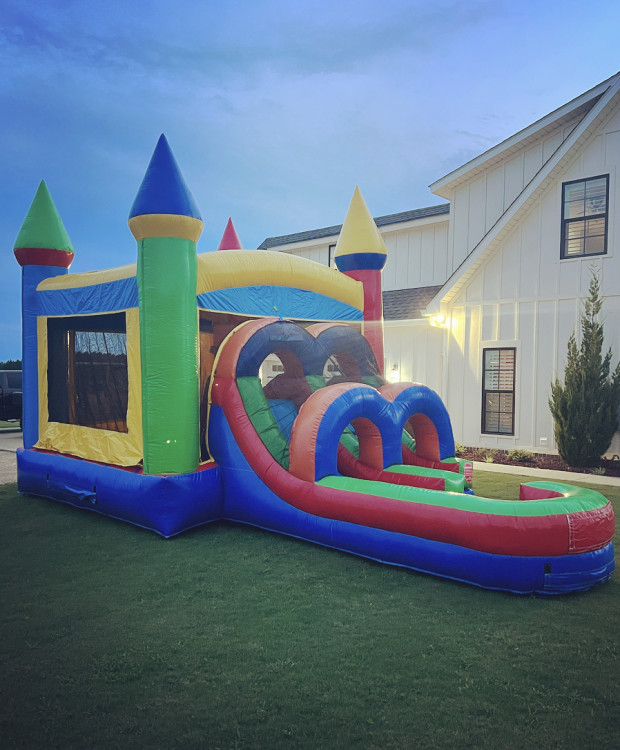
[0,359,21,370]
[454,443,466,456]
[482,451,496,463]
[549,274,620,467]
[507,449,534,463]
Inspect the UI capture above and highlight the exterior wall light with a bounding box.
[430,314,451,329]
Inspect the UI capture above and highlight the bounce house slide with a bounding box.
[208,319,615,595]
[13,135,615,598]
[259,338,470,494]
[268,408,470,492]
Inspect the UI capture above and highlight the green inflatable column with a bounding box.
[129,135,203,475]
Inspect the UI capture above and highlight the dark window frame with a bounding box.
[328,243,337,268]
[560,174,609,259]
[481,347,516,436]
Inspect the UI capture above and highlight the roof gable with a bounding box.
[427,74,620,314]
[431,73,619,199]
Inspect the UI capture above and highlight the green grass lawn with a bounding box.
[0,472,618,749]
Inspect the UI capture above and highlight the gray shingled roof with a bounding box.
[382,285,443,321]
[258,204,449,249]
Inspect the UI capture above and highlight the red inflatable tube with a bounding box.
[568,505,616,553]
[337,444,450,491]
[520,485,563,500]
[402,444,460,473]
[210,377,607,557]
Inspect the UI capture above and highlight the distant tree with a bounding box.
[549,273,620,466]
[0,359,21,370]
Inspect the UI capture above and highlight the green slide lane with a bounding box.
[317,475,609,517]
[237,377,291,469]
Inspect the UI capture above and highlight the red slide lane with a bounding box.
[402,443,460,472]
[210,377,576,556]
[337,444,456,491]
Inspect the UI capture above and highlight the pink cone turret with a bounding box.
[217,218,243,250]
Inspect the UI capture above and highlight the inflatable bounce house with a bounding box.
[13,135,615,595]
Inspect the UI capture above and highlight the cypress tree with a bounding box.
[549,273,620,466]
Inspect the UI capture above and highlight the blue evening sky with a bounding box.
[1,0,618,358]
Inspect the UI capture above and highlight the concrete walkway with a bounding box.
[472,460,620,487]
[0,428,22,485]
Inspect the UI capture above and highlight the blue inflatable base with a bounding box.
[15,438,616,596]
[16,448,225,538]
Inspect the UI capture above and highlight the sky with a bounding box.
[1,0,619,359]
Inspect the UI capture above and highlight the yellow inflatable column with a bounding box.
[334,187,387,374]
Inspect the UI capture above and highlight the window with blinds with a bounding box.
[482,348,515,435]
[561,175,609,259]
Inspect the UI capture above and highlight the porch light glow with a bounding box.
[388,364,400,383]
[430,313,451,329]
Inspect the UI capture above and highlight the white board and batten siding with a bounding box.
[276,212,450,294]
[383,320,444,390]
[381,216,449,291]
[441,98,620,452]
[446,113,585,275]
[279,240,332,267]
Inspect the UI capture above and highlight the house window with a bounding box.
[482,348,515,435]
[328,243,337,268]
[561,175,609,258]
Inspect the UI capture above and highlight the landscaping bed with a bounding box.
[457,446,620,478]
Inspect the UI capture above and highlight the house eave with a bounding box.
[426,78,620,314]
[259,204,450,251]
[384,317,432,327]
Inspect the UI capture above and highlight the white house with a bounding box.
[259,72,620,454]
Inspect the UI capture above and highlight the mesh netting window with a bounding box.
[48,313,129,432]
